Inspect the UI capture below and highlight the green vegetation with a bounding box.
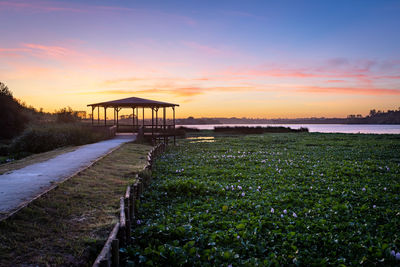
[0,142,152,266]
[127,133,400,266]
[10,123,110,154]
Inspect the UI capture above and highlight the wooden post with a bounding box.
[116,108,119,129]
[173,106,176,145]
[113,108,116,125]
[119,197,126,246]
[111,239,119,267]
[104,107,107,126]
[151,107,154,142]
[163,107,166,143]
[97,106,100,125]
[142,107,145,127]
[132,107,135,132]
[91,106,94,125]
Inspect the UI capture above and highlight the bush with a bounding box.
[10,123,110,154]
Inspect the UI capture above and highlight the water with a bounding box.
[177,124,400,134]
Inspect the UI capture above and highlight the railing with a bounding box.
[92,143,166,267]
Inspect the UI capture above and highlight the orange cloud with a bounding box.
[81,86,255,97]
[297,86,400,95]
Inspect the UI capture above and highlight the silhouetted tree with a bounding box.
[0,82,29,139]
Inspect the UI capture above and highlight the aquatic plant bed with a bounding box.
[127,133,400,266]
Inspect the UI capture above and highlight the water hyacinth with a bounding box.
[241,192,245,197]
[293,212,297,218]
[391,250,395,257]
[362,187,366,192]
[271,208,274,213]
[396,252,400,261]
[283,209,287,214]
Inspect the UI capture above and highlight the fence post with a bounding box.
[111,239,119,267]
[119,197,126,247]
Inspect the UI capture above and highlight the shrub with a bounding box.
[10,123,110,153]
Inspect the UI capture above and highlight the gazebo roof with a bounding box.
[87,96,179,108]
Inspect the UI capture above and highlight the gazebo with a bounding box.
[87,97,179,143]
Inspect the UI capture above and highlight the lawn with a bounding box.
[127,133,400,266]
[0,141,152,266]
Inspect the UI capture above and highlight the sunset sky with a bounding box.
[1,0,399,118]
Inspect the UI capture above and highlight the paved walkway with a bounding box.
[0,134,135,215]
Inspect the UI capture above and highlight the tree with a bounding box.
[0,82,13,98]
[369,109,376,117]
[0,82,29,139]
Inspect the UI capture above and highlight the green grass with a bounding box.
[127,133,400,266]
[0,142,152,266]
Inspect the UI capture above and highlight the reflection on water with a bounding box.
[179,124,400,134]
[187,136,215,143]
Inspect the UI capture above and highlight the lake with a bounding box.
[177,124,400,134]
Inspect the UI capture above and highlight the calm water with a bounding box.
[177,124,400,134]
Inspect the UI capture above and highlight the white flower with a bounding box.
[310,186,312,190]
[136,219,141,225]
[362,187,366,191]
[228,265,233,267]
[237,235,240,239]
[396,252,400,260]
[384,187,387,191]
[258,186,261,189]
[249,186,252,190]
[256,189,260,192]
[283,209,287,214]
[238,180,240,182]
[271,208,274,213]
[281,214,284,218]
[373,205,376,208]
[293,212,297,218]
[241,192,245,197]
[238,186,242,190]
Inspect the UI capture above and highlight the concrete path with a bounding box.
[0,134,135,215]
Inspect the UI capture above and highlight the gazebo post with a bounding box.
[104,107,107,126]
[116,108,119,129]
[142,107,145,128]
[97,106,100,125]
[155,108,158,144]
[163,107,166,143]
[136,107,138,129]
[91,106,94,125]
[173,106,176,145]
[113,108,116,125]
[132,107,135,133]
[152,107,154,139]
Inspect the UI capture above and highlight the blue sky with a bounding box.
[0,0,399,117]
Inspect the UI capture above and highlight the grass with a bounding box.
[126,133,400,266]
[0,141,152,266]
[0,146,78,175]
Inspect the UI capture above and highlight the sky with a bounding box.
[0,0,399,119]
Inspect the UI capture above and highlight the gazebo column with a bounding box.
[173,106,176,145]
[104,107,107,126]
[116,108,121,129]
[97,106,100,125]
[142,107,145,128]
[163,107,166,143]
[132,107,135,133]
[91,106,94,125]
[113,108,116,125]
[151,107,154,138]
[136,107,138,129]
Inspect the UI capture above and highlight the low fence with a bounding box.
[92,143,166,267]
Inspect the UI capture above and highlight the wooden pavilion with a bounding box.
[88,97,179,144]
